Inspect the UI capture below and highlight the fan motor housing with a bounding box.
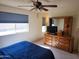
[35,2,42,8]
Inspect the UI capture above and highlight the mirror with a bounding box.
[52,18,64,31]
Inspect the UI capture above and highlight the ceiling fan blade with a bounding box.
[30,7,36,11]
[42,7,48,11]
[42,5,57,7]
[31,0,35,2]
[18,5,33,7]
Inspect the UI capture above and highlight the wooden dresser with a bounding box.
[52,35,73,52]
[44,33,73,53]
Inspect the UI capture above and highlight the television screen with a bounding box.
[47,26,57,35]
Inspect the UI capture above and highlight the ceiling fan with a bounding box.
[18,0,57,11]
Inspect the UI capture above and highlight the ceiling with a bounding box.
[0,0,79,16]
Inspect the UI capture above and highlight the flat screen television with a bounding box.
[47,26,57,35]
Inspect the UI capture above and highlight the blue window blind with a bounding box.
[0,12,28,23]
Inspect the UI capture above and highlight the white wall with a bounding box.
[0,5,42,48]
[72,12,79,52]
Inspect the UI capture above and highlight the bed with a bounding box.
[0,41,55,59]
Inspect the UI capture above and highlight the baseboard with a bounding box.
[32,37,43,43]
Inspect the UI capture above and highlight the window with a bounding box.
[15,23,29,33]
[0,23,29,36]
[0,12,29,36]
[0,23,15,36]
[42,17,46,32]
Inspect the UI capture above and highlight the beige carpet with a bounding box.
[33,40,79,59]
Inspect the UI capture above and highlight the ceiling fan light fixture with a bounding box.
[18,0,57,11]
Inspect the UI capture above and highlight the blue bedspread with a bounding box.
[0,41,55,59]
